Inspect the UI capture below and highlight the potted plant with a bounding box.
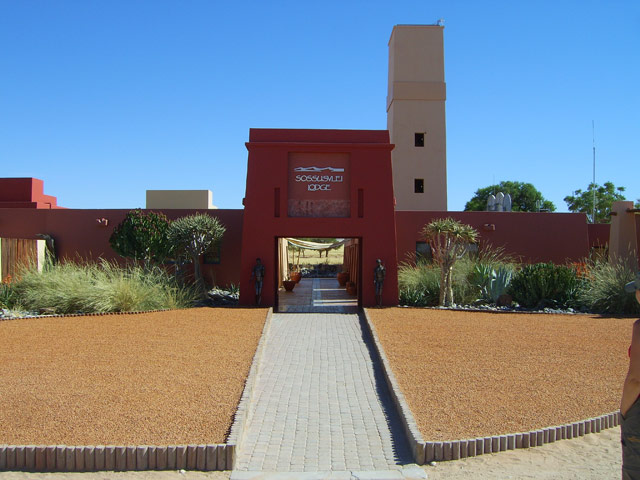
[346,281,357,296]
[288,244,304,284]
[290,267,302,284]
[282,276,296,292]
[337,271,349,287]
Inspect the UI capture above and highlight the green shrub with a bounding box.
[399,287,433,307]
[508,263,580,309]
[577,261,640,315]
[226,283,240,296]
[0,282,16,309]
[109,209,173,265]
[13,261,198,314]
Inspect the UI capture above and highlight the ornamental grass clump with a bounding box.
[577,260,640,315]
[398,261,441,307]
[13,261,198,314]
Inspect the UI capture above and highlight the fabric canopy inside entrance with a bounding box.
[278,238,348,286]
[284,238,348,251]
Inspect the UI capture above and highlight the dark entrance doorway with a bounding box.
[275,237,360,313]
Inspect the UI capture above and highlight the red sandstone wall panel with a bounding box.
[0,209,243,287]
[395,211,590,265]
[587,223,611,249]
[0,178,62,208]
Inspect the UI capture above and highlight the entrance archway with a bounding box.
[275,237,360,313]
[239,129,398,308]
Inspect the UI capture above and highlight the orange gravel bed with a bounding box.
[0,308,268,446]
[369,308,633,441]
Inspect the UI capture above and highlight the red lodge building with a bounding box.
[1,25,637,307]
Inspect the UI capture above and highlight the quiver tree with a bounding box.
[422,218,478,306]
[168,214,226,289]
[109,209,173,267]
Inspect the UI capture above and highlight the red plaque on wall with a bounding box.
[288,153,350,217]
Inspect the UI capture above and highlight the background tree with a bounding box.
[168,214,226,289]
[109,209,173,266]
[563,182,627,223]
[464,181,556,212]
[422,218,478,306]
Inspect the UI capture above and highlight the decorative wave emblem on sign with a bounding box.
[294,166,345,173]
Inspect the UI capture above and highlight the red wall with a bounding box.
[0,208,244,287]
[396,211,591,265]
[0,178,63,209]
[587,223,610,249]
[239,129,399,307]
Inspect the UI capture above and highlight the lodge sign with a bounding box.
[294,166,344,191]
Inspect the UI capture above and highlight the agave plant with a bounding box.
[472,264,513,304]
[486,266,513,303]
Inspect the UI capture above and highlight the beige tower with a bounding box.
[387,25,447,211]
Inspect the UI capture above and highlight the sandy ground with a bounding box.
[0,308,267,446]
[369,308,633,441]
[424,426,621,479]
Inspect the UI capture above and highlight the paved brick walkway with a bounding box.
[233,313,414,475]
[278,278,358,313]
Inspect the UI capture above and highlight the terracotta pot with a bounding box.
[337,272,350,287]
[346,281,357,296]
[290,271,302,283]
[283,280,296,292]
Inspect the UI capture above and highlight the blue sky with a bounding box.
[1,0,638,211]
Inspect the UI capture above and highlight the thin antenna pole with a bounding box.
[592,121,596,223]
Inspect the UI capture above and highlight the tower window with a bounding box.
[414,178,424,193]
[414,133,425,147]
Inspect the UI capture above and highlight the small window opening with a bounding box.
[416,242,432,262]
[414,178,424,193]
[414,133,425,147]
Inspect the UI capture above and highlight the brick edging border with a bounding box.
[0,444,231,472]
[0,308,275,472]
[362,308,621,465]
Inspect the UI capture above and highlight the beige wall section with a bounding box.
[609,201,638,270]
[387,25,447,211]
[146,190,218,209]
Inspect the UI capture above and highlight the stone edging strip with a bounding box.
[0,444,231,472]
[0,308,274,472]
[0,308,172,322]
[362,308,622,465]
